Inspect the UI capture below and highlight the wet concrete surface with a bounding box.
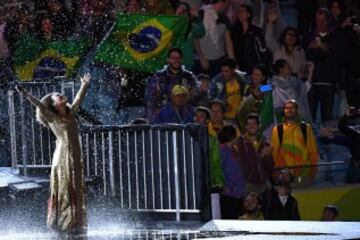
[1,170,360,239]
[1,187,360,240]
[0,185,202,239]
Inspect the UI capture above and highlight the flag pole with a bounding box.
[93,20,117,56]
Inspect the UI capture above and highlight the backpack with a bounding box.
[277,122,307,146]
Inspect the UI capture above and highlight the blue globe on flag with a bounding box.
[128,26,162,53]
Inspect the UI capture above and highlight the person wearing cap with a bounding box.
[145,48,199,122]
[153,85,195,124]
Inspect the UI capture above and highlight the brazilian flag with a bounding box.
[14,34,90,81]
[94,14,188,72]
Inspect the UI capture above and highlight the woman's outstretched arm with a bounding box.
[70,74,90,112]
[15,85,56,124]
[15,85,43,108]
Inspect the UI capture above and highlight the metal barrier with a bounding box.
[7,81,211,220]
[80,124,210,219]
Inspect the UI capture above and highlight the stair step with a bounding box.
[8,180,43,200]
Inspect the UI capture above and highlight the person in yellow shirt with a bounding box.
[208,99,241,137]
[209,58,246,125]
[271,100,319,186]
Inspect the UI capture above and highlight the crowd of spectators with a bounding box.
[0,0,359,220]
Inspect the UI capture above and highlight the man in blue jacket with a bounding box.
[145,48,199,122]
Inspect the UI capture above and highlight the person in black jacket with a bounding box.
[303,8,346,124]
[338,107,360,183]
[231,4,271,74]
[262,169,301,220]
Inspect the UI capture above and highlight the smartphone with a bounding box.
[260,84,272,92]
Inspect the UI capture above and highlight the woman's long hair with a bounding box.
[35,92,69,128]
[279,27,300,54]
[233,4,254,34]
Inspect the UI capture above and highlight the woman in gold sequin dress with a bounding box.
[16,74,90,232]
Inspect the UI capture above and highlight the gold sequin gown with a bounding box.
[23,82,88,231]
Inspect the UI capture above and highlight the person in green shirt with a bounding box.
[175,2,205,69]
[194,106,224,188]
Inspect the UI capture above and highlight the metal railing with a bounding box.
[274,161,351,187]
[80,124,210,218]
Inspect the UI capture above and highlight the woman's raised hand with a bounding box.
[80,73,91,85]
[267,9,279,24]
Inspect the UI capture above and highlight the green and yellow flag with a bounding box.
[94,14,188,72]
[14,34,90,81]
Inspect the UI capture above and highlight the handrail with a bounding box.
[274,161,349,169]
[79,123,204,132]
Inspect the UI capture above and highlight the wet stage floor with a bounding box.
[1,220,360,240]
[1,167,360,240]
[1,196,360,240]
